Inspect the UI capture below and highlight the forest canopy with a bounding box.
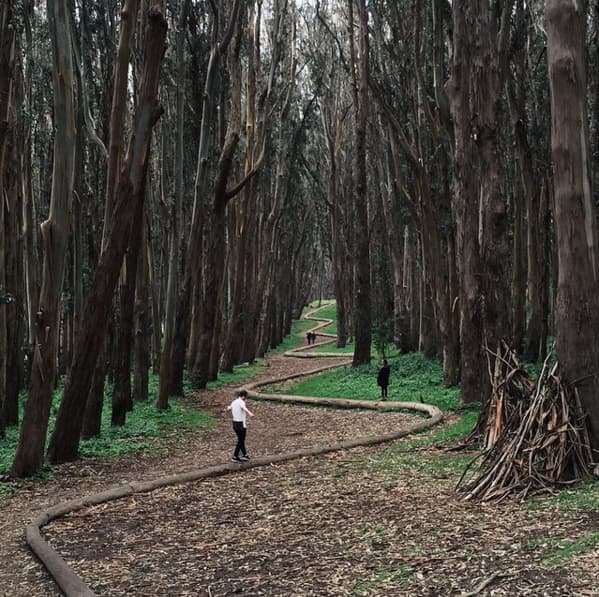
[1,0,599,478]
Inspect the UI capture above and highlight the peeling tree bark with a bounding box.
[547,0,599,458]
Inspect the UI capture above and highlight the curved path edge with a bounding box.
[26,305,444,597]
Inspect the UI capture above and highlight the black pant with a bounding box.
[233,421,247,457]
[381,384,388,398]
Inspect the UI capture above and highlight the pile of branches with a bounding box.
[457,343,594,502]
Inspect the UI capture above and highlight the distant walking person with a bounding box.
[377,359,391,400]
[227,390,254,462]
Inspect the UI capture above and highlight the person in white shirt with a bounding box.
[227,389,254,462]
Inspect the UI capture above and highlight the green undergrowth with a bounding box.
[523,479,599,564]
[525,531,599,568]
[79,383,216,459]
[308,299,335,309]
[284,351,460,411]
[353,563,414,595]
[268,318,315,354]
[0,374,216,481]
[529,478,599,512]
[313,340,355,353]
[280,350,478,481]
[207,360,268,388]
[307,302,338,334]
[312,340,400,356]
[362,408,479,479]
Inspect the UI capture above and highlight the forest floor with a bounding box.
[1,332,598,596]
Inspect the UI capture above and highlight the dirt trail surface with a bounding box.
[2,319,598,595]
[1,341,421,596]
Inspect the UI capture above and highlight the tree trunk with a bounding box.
[407,229,420,352]
[46,5,167,465]
[132,217,150,402]
[6,127,22,424]
[222,1,261,371]
[0,0,15,435]
[82,0,142,435]
[72,102,85,372]
[174,0,242,390]
[193,7,243,388]
[511,179,526,354]
[350,0,372,367]
[323,104,349,349]
[547,0,599,458]
[156,210,177,410]
[11,0,76,476]
[152,0,189,403]
[81,333,107,439]
[111,195,144,425]
[446,0,512,405]
[22,3,37,360]
[148,234,162,375]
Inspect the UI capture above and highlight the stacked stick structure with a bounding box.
[457,344,594,502]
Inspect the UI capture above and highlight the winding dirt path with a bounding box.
[1,306,439,596]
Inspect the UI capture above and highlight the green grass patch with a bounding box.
[402,407,480,448]
[308,302,338,334]
[79,392,215,459]
[0,481,18,496]
[0,373,216,475]
[268,319,315,354]
[312,341,402,357]
[285,352,460,411]
[525,533,599,567]
[528,478,599,512]
[378,448,473,478]
[307,299,335,309]
[0,424,20,474]
[348,412,478,481]
[282,349,473,480]
[207,360,268,388]
[313,340,355,353]
[352,564,415,595]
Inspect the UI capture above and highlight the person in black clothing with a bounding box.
[377,358,390,400]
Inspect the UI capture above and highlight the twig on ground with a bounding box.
[460,570,501,596]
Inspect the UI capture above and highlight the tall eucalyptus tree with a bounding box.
[170,0,242,393]
[81,0,142,436]
[12,0,76,476]
[446,0,513,405]
[0,0,16,436]
[547,0,599,458]
[46,3,168,465]
[349,0,372,366]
